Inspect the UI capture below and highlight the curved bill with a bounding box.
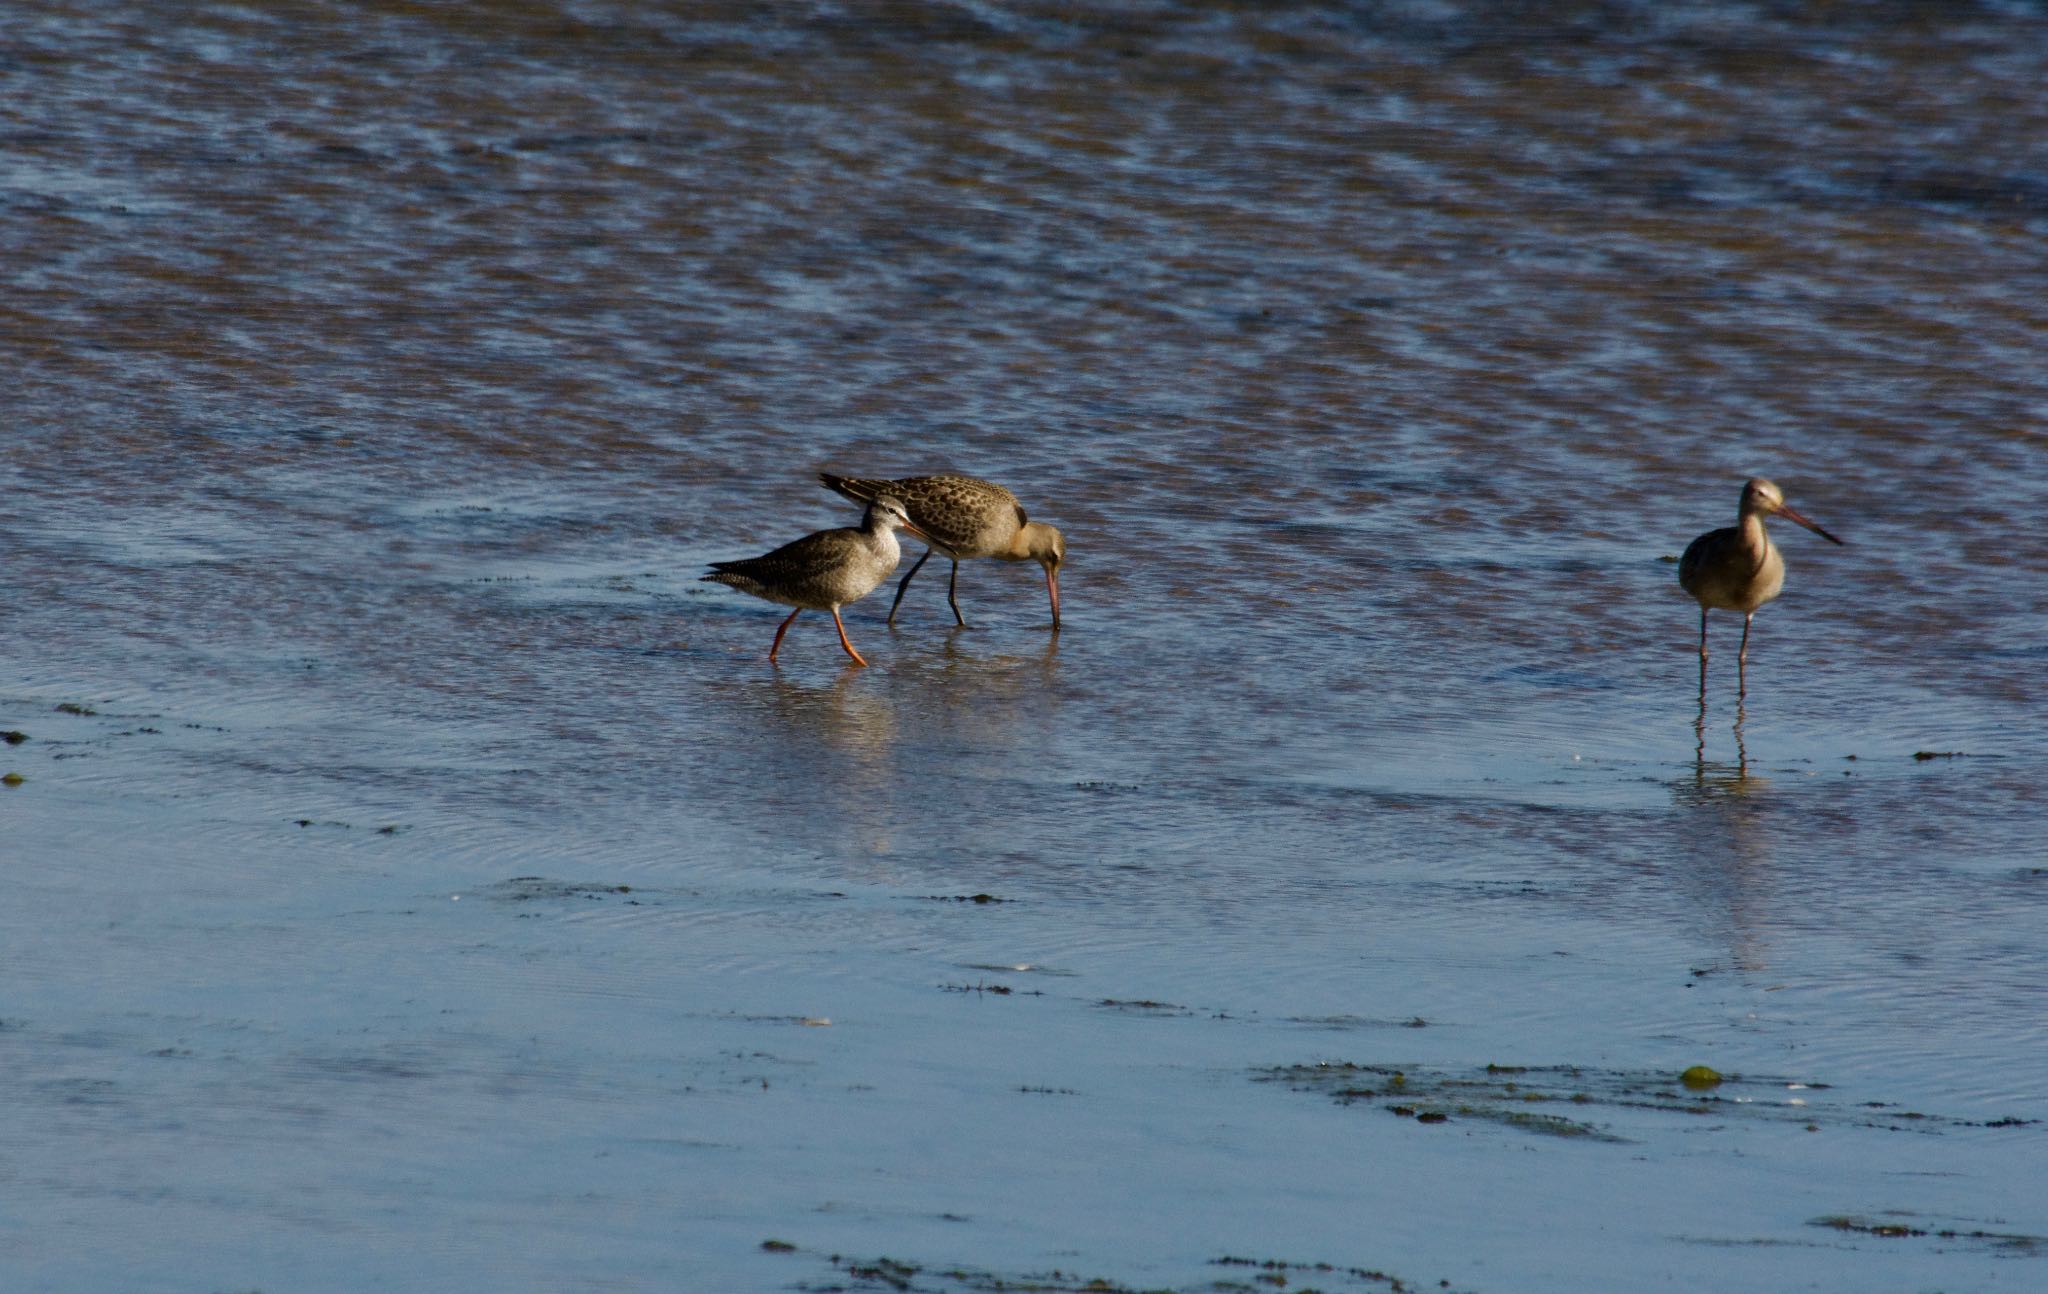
[1045,565,1061,629]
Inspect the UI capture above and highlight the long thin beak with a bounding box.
[1045,565,1061,629]
[1778,504,1843,546]
[902,518,933,545]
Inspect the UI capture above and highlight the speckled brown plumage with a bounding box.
[819,473,1064,628]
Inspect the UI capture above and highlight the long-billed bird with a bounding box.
[1679,477,1843,687]
[818,473,1064,628]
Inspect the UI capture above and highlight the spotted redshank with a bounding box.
[818,473,1063,628]
[702,496,927,666]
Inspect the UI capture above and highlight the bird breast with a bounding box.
[825,528,901,602]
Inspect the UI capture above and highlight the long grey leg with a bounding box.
[1737,612,1754,697]
[888,548,933,625]
[946,558,966,627]
[1693,649,1708,766]
[1696,608,1709,696]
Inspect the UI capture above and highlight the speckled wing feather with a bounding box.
[704,526,888,605]
[706,531,847,585]
[818,474,1021,555]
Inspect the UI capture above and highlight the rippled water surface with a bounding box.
[5,4,2046,1291]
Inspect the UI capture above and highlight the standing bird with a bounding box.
[702,496,928,667]
[1679,477,1843,687]
[818,473,1064,629]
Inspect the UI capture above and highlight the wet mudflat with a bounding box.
[3,3,2046,1291]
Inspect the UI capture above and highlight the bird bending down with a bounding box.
[702,496,927,666]
[818,473,1064,628]
[1679,477,1843,685]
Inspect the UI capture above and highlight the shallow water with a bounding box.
[4,3,2047,1291]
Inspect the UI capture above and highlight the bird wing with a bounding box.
[709,528,860,584]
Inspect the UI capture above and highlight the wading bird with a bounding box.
[1679,477,1842,688]
[819,473,1064,629]
[702,496,927,667]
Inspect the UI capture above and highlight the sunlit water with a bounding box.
[4,4,2046,1291]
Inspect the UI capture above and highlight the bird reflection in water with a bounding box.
[1693,681,1752,783]
[917,632,1063,740]
[752,668,904,859]
[743,633,1064,869]
[1680,693,1774,972]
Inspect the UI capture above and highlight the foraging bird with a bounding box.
[818,473,1064,628]
[702,496,927,666]
[1679,477,1843,682]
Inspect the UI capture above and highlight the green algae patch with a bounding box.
[1811,1215,2045,1254]
[478,877,640,903]
[1260,1061,1629,1141]
[830,1254,1139,1293]
[1213,1254,1459,1292]
[1096,998,1192,1016]
[1257,1061,2032,1143]
[803,1248,1469,1293]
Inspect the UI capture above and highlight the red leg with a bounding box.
[768,607,802,662]
[829,607,869,667]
